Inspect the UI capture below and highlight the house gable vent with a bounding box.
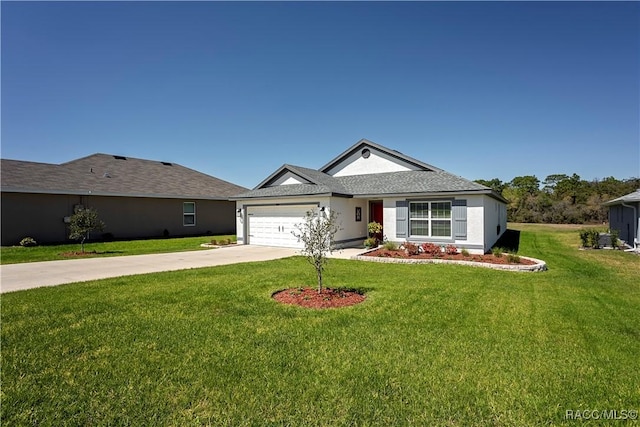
[114,155,127,160]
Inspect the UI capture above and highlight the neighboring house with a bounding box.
[604,189,640,247]
[1,153,247,246]
[232,139,507,254]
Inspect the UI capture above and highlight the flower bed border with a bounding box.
[351,248,547,272]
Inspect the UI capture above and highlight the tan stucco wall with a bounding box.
[1,192,236,245]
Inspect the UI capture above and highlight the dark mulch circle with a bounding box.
[273,287,366,309]
[60,251,98,257]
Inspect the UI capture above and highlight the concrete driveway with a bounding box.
[0,246,365,294]
[0,245,301,294]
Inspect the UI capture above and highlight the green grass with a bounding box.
[0,235,236,265]
[2,225,639,426]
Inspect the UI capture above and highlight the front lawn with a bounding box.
[2,225,639,425]
[0,235,236,265]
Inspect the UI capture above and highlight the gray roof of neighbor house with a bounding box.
[603,189,640,206]
[1,154,247,200]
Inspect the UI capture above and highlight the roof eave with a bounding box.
[351,189,506,202]
[252,164,322,190]
[230,192,339,201]
[1,187,233,201]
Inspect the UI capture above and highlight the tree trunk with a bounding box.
[80,236,86,253]
[316,267,323,293]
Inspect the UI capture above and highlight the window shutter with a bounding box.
[452,199,467,239]
[396,201,408,238]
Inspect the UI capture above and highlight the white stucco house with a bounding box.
[232,139,507,254]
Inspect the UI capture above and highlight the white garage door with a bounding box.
[247,205,317,248]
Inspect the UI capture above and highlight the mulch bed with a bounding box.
[60,251,99,257]
[273,287,366,309]
[364,249,536,265]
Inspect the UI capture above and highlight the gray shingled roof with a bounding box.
[232,139,507,201]
[337,170,489,195]
[1,153,247,200]
[603,189,640,206]
[233,167,495,199]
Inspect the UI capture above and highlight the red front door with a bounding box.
[370,201,383,240]
[370,201,383,224]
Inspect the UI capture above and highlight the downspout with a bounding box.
[620,202,638,248]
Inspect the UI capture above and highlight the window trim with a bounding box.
[183,202,196,227]
[408,200,452,239]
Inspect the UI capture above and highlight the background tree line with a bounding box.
[475,174,640,224]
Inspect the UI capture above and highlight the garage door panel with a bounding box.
[247,205,316,248]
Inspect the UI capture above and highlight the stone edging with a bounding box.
[351,250,547,272]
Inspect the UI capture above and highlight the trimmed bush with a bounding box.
[587,230,600,249]
[610,229,620,249]
[579,229,590,248]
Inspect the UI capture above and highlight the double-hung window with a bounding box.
[409,201,451,238]
[183,202,196,226]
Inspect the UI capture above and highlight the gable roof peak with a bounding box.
[320,138,443,174]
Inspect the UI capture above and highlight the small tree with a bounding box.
[292,209,339,293]
[69,207,105,253]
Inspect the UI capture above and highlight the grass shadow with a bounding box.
[494,229,521,253]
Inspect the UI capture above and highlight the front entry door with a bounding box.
[369,201,383,240]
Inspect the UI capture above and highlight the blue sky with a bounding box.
[2,1,638,189]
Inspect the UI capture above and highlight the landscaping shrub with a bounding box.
[507,253,521,264]
[19,237,37,247]
[587,230,600,249]
[420,242,441,257]
[444,244,458,255]
[610,229,620,249]
[460,248,470,257]
[382,240,398,251]
[491,247,504,257]
[403,242,420,256]
[363,237,378,248]
[367,221,382,236]
[365,222,383,247]
[579,229,590,248]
